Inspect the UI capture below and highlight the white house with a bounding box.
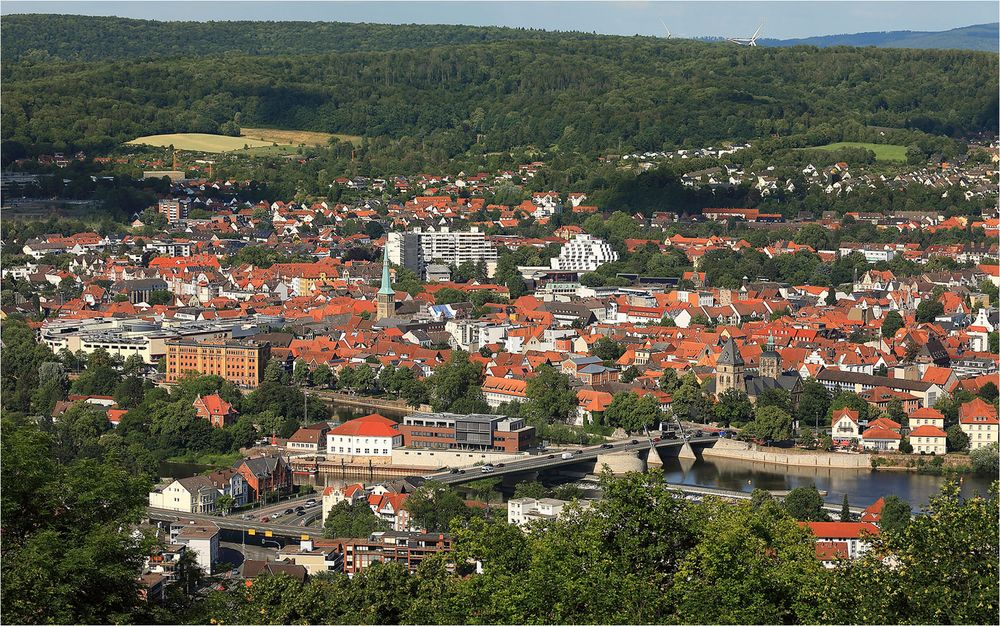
[148,476,219,514]
[908,407,945,429]
[508,497,590,529]
[804,522,880,560]
[322,483,367,523]
[860,426,900,452]
[482,376,528,408]
[170,519,220,574]
[831,408,861,443]
[325,414,403,459]
[908,425,947,455]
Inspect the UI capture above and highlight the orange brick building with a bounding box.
[166,339,270,388]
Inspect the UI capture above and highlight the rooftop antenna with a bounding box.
[659,18,673,39]
[727,19,764,46]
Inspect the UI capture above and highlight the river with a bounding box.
[658,456,993,509]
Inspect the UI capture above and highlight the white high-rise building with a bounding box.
[387,227,498,278]
[550,234,618,272]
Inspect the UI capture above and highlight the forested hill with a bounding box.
[0,14,605,62]
[763,23,999,52]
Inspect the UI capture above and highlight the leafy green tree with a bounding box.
[659,368,679,392]
[114,375,146,409]
[591,337,624,362]
[829,391,871,423]
[978,381,998,402]
[970,442,999,476]
[513,481,549,499]
[782,485,830,521]
[671,497,821,624]
[797,379,831,431]
[620,365,640,383]
[404,482,475,532]
[1,418,152,624]
[915,298,944,323]
[746,405,794,442]
[323,500,389,538]
[523,364,577,424]
[755,387,792,415]
[879,495,912,536]
[428,351,488,414]
[292,359,311,386]
[216,494,235,515]
[880,310,904,339]
[312,363,334,388]
[466,477,501,520]
[713,388,753,427]
[945,424,969,452]
[671,372,709,422]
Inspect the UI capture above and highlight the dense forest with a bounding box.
[0,14,609,62]
[2,20,997,160]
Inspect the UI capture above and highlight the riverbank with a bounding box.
[703,438,871,468]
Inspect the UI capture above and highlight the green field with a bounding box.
[808,142,908,162]
[126,133,274,153]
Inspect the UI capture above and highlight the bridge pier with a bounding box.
[678,441,697,460]
[646,446,664,468]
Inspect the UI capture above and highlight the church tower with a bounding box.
[376,244,395,321]
[759,334,781,380]
[715,337,745,397]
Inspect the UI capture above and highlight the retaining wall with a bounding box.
[703,438,871,469]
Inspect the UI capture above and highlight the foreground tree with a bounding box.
[782,485,830,521]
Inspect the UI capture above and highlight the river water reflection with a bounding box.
[660,456,993,509]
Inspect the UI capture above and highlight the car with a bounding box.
[666,433,678,440]
[305,498,316,505]
[694,430,703,437]
[600,443,613,449]
[450,468,460,474]
[260,516,270,522]
[296,510,305,516]
[653,436,661,442]
[480,465,494,473]
[561,452,574,459]
[458,469,466,474]
[630,439,639,445]
[497,463,505,467]
[284,508,294,515]
[710,431,720,437]
[548,454,555,459]
[295,506,304,512]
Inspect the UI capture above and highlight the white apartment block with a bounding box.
[387,227,498,278]
[549,234,619,272]
[507,497,590,528]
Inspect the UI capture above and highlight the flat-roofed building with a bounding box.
[399,411,535,453]
[166,338,269,388]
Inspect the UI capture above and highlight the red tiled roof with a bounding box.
[909,425,947,438]
[329,413,399,438]
[803,522,880,540]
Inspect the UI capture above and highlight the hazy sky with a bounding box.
[2,1,997,39]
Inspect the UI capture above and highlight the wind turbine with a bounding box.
[727,20,764,46]
[659,18,673,39]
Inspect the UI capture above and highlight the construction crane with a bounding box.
[195,159,215,179]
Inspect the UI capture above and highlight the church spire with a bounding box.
[378,244,394,296]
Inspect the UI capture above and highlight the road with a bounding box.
[426,435,719,485]
[147,507,318,539]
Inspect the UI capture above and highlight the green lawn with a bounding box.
[808,142,908,163]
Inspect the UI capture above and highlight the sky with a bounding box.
[2,1,997,40]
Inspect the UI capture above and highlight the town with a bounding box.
[1,8,998,626]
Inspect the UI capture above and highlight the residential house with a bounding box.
[170,519,220,574]
[909,425,947,455]
[193,393,239,428]
[208,468,249,508]
[287,423,331,454]
[803,521,880,560]
[325,414,403,462]
[233,455,293,501]
[958,398,999,451]
[831,408,861,443]
[148,476,219,513]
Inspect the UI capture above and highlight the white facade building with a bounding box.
[170,519,220,574]
[387,227,498,278]
[148,476,219,514]
[507,497,590,528]
[325,414,404,458]
[549,234,619,272]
